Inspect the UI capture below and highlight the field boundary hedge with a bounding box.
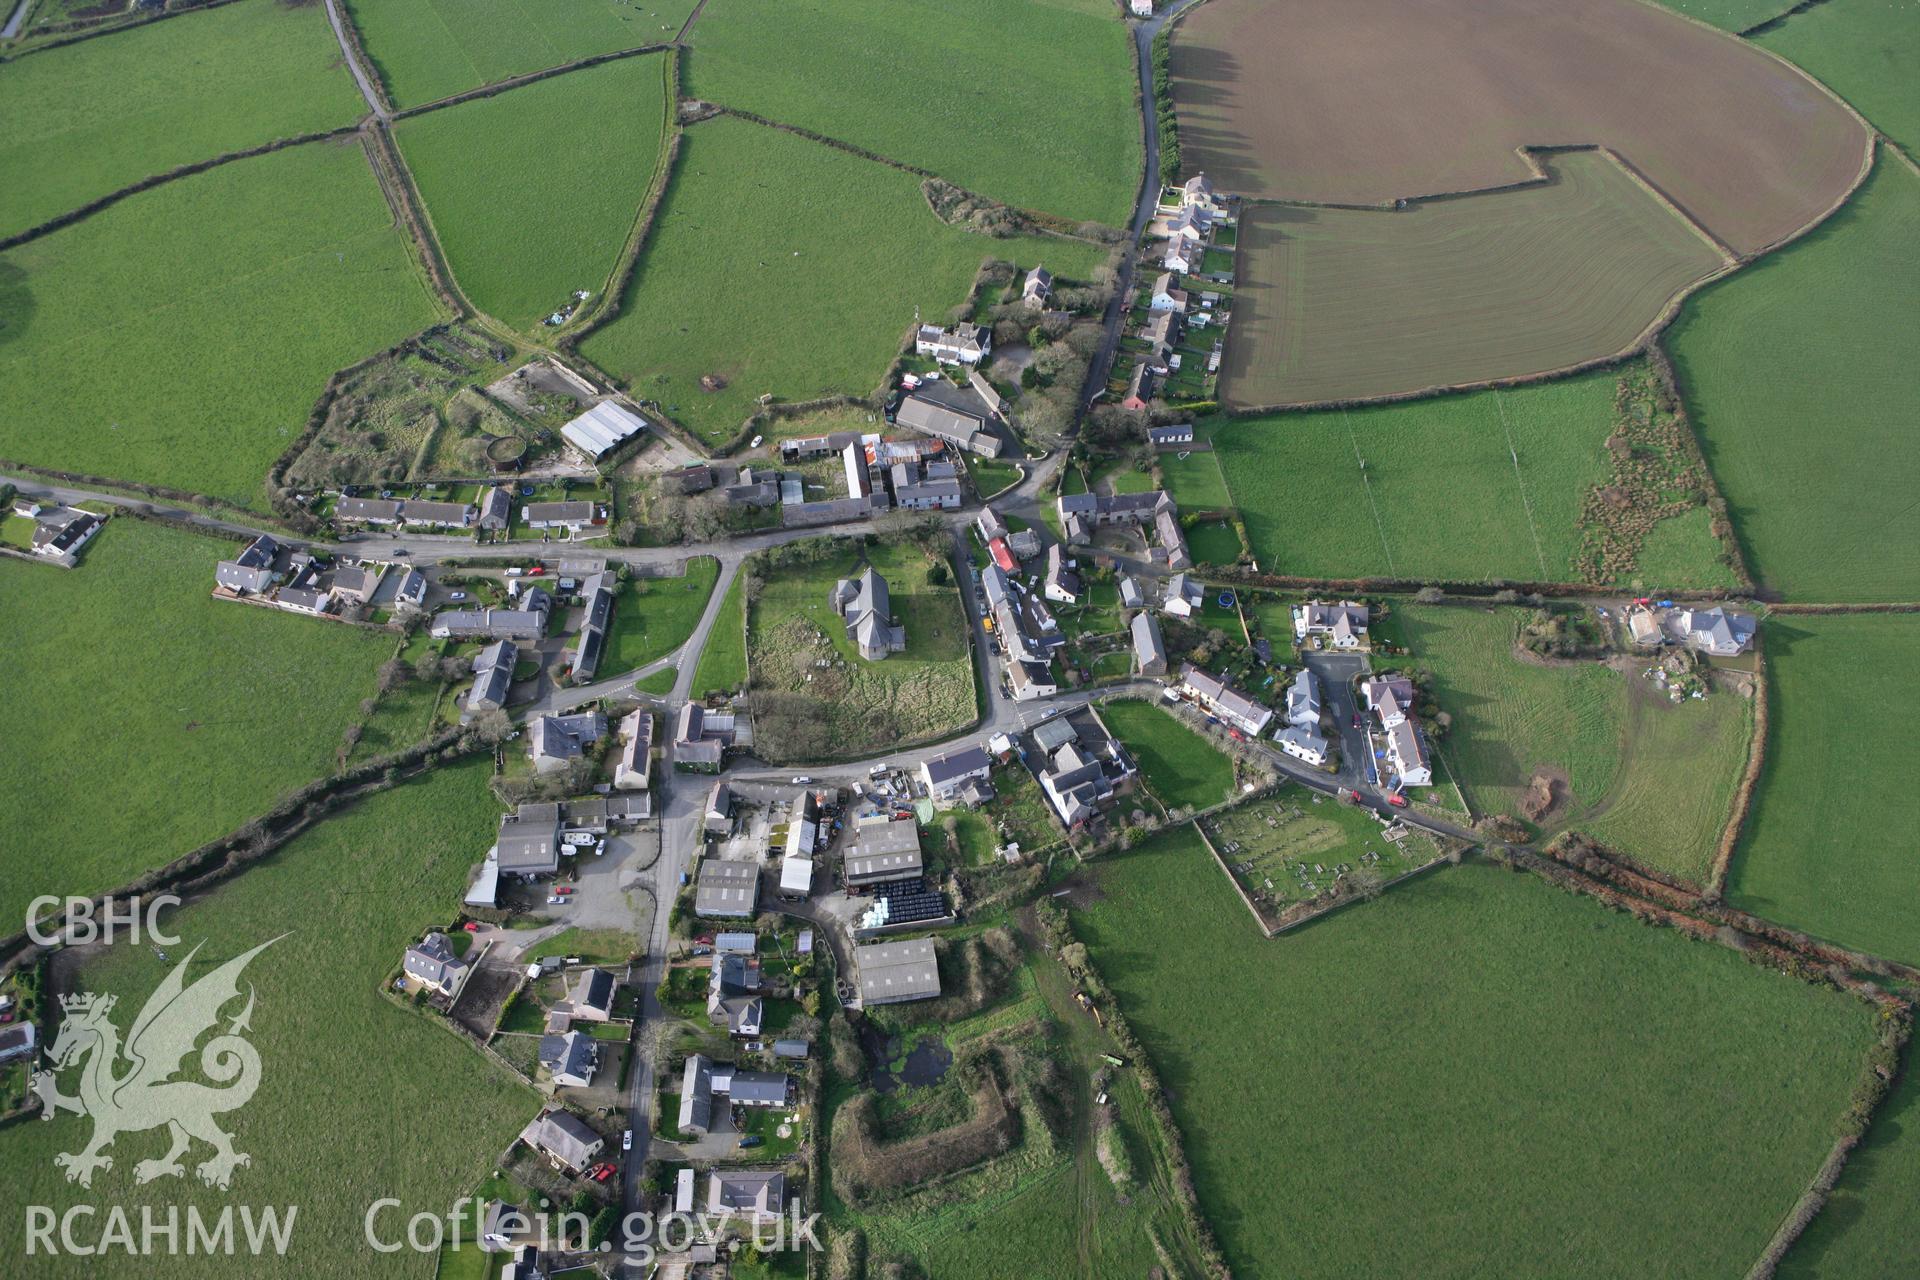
[0,726,484,976]
[359,124,466,317]
[1041,901,1232,1278]
[0,0,247,61]
[0,459,292,532]
[391,41,674,123]
[553,46,683,342]
[1707,645,1768,899]
[0,125,362,254]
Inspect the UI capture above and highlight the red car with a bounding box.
[588,1162,616,1183]
[462,922,482,933]
[528,566,545,576]
[555,886,575,897]
[1386,792,1409,809]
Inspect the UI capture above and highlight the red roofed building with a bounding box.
[988,537,1017,573]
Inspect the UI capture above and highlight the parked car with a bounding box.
[555,886,575,897]
[391,548,409,556]
[750,435,764,448]
[1386,792,1409,809]
[506,568,524,577]
[528,566,545,576]
[462,922,482,933]
[622,1130,633,1152]
[791,776,811,785]
[547,895,565,905]
[738,1136,764,1150]
[449,591,468,602]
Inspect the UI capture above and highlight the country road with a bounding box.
[321,0,389,121]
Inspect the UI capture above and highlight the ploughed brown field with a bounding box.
[1171,0,1868,256]
[1220,150,1728,405]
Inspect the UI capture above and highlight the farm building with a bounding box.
[895,387,1004,457]
[496,802,562,877]
[694,858,760,920]
[855,938,942,1005]
[842,816,924,889]
[560,401,649,462]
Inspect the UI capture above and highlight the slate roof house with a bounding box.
[914,321,991,365]
[1293,600,1369,648]
[1148,423,1195,447]
[431,589,551,641]
[921,746,993,805]
[831,566,905,660]
[614,710,653,790]
[517,1109,604,1173]
[527,710,606,772]
[707,1169,787,1225]
[707,949,764,1036]
[1163,572,1202,617]
[1022,265,1053,307]
[537,1030,598,1089]
[561,968,617,1023]
[465,640,518,724]
[1043,544,1082,604]
[1179,664,1275,737]
[403,932,468,997]
[1287,668,1321,728]
[478,486,513,531]
[1276,724,1330,767]
[1679,606,1757,656]
[1131,610,1168,676]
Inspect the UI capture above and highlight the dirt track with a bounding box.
[1171,0,1868,256]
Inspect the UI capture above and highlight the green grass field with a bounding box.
[397,54,670,330]
[1759,0,1920,156]
[0,759,535,1280]
[0,519,396,930]
[1391,602,1752,881]
[602,555,719,674]
[1730,615,1920,963]
[1157,446,1231,510]
[1779,1063,1920,1277]
[1665,155,1920,601]
[685,0,1139,224]
[745,539,974,758]
[0,139,445,506]
[1075,827,1874,1278]
[577,116,1111,447]
[1392,603,1623,814]
[1215,370,1729,586]
[690,566,747,697]
[345,0,695,108]
[1098,698,1236,811]
[0,0,366,240]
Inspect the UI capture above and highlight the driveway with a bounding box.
[1302,650,1371,787]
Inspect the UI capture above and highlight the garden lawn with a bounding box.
[344,0,696,108]
[1665,155,1920,601]
[685,0,1138,224]
[1076,827,1874,1279]
[1099,699,1235,811]
[0,759,535,1280]
[1392,603,1624,825]
[0,0,365,240]
[0,139,445,507]
[690,566,747,697]
[0,520,395,930]
[398,54,671,329]
[1729,615,1920,963]
[1758,0,1920,156]
[602,556,720,673]
[1158,444,1231,510]
[1216,370,1725,586]
[578,116,1111,447]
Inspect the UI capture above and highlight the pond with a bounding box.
[856,1018,953,1094]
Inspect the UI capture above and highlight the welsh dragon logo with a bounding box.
[31,938,280,1190]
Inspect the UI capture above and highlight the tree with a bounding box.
[1414,586,1446,604]
[926,559,949,586]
